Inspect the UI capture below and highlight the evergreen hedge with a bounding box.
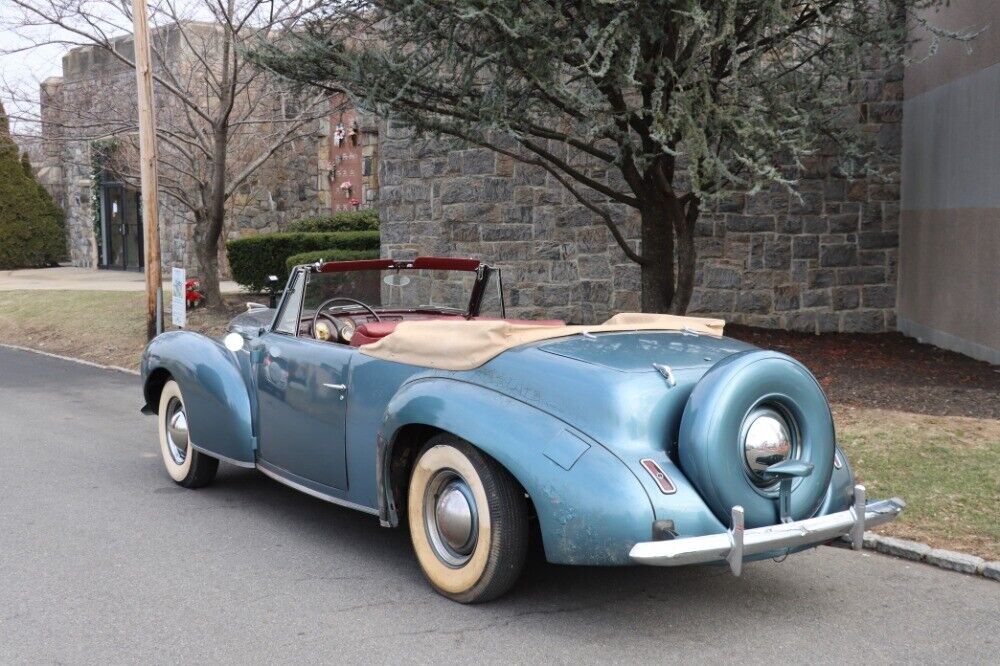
[286,209,379,233]
[0,104,67,269]
[284,248,380,273]
[226,230,380,291]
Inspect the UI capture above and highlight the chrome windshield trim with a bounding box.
[629,486,904,573]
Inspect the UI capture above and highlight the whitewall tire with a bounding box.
[157,380,218,488]
[408,435,528,603]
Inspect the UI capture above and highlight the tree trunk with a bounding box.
[195,128,229,309]
[192,209,222,308]
[637,191,699,315]
[639,196,675,313]
[671,197,699,315]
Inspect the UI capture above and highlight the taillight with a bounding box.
[640,458,677,494]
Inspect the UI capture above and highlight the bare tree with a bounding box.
[2,0,329,305]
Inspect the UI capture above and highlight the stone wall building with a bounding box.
[379,58,903,332]
[38,23,379,277]
[35,15,997,363]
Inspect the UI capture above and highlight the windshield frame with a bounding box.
[272,257,504,328]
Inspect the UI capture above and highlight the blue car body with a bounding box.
[140,280,867,567]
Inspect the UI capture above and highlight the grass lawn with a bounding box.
[2,290,997,559]
[835,405,1000,560]
[0,290,242,370]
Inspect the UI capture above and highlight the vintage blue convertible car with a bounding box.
[140,257,903,602]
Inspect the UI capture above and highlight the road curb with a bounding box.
[0,343,140,376]
[833,532,998,582]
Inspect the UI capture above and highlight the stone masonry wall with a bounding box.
[40,29,334,278]
[380,62,902,332]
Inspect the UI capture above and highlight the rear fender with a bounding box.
[379,378,654,565]
[141,331,256,466]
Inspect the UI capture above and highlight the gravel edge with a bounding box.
[0,343,140,376]
[831,532,999,582]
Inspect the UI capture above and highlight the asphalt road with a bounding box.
[1,346,997,665]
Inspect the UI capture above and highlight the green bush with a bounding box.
[287,209,379,233]
[0,105,67,269]
[226,230,380,291]
[285,248,380,273]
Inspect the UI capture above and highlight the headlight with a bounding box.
[741,407,794,486]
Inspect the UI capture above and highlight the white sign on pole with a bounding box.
[171,267,186,329]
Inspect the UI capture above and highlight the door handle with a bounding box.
[323,383,347,390]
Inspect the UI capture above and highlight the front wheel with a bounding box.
[157,380,218,488]
[408,435,528,603]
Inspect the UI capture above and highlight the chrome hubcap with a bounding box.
[741,406,794,487]
[424,471,478,567]
[165,397,189,465]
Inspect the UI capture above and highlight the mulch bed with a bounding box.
[726,325,1000,419]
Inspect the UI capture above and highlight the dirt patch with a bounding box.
[728,325,1000,419]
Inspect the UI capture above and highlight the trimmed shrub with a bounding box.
[285,248,380,273]
[226,230,380,291]
[0,104,66,269]
[287,209,379,233]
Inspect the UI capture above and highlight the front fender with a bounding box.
[141,331,255,466]
[379,377,655,565]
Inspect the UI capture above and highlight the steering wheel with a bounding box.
[311,296,381,342]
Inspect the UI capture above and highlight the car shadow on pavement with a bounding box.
[202,465,857,611]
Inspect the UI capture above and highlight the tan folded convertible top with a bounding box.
[359,313,725,370]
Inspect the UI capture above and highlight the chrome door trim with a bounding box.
[256,461,379,516]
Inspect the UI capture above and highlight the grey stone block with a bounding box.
[833,287,860,310]
[982,561,1000,581]
[820,243,857,267]
[784,311,817,333]
[774,285,801,311]
[874,536,931,561]
[841,309,885,333]
[828,214,859,233]
[925,549,985,575]
[792,236,819,259]
[802,289,830,308]
[736,290,772,314]
[859,231,898,249]
[837,266,886,286]
[726,215,775,232]
[862,285,896,309]
[703,266,742,289]
[809,269,835,288]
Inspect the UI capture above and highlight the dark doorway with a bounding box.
[100,183,143,270]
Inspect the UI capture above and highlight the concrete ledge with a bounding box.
[833,532,997,582]
[897,315,1000,365]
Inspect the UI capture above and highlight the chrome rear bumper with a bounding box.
[629,485,904,574]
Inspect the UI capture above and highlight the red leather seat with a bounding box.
[351,318,565,347]
[351,321,400,347]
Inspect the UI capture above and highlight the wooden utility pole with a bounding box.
[132,0,162,341]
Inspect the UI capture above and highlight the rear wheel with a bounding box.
[408,434,528,603]
[157,380,218,488]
